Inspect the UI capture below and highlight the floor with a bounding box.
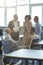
[0,55,43,65]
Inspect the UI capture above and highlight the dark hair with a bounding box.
[31,27,35,33]
[28,15,31,20]
[25,15,31,20]
[25,15,28,18]
[34,16,39,21]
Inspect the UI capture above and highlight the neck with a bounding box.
[14,20,17,22]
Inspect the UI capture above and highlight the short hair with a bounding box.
[34,16,39,21]
[14,14,18,17]
[5,28,11,33]
[28,15,31,20]
[31,27,35,33]
[25,15,28,18]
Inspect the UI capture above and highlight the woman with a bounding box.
[23,15,32,35]
[23,15,32,49]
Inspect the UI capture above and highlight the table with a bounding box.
[4,49,43,65]
[33,40,43,46]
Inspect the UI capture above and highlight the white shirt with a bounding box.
[13,21,19,32]
[5,33,19,43]
[32,33,39,40]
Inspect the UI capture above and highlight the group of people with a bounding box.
[3,14,42,65]
[23,15,42,49]
[5,14,42,49]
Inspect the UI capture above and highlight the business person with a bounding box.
[23,15,32,35]
[34,16,42,40]
[8,14,20,41]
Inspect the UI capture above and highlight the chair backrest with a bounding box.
[31,38,39,49]
[32,38,39,44]
[0,29,3,36]
[2,40,12,54]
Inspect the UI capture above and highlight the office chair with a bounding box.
[2,40,22,65]
[0,29,3,40]
[31,38,39,49]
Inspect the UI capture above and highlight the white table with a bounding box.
[4,49,43,65]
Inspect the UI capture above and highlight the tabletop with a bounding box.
[4,49,43,60]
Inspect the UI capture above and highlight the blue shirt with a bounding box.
[35,22,42,40]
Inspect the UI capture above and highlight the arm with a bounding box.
[35,23,42,35]
[5,34,19,43]
[8,21,14,30]
[9,34,19,43]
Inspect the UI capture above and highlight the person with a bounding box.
[5,28,19,43]
[23,15,32,35]
[4,28,19,52]
[24,27,39,49]
[3,28,20,65]
[34,16,42,40]
[8,14,20,41]
[23,15,32,48]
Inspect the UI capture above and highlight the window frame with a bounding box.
[0,0,43,27]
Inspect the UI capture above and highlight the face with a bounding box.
[25,17,28,22]
[14,15,18,21]
[34,17,38,22]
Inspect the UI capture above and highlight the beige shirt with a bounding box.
[5,33,19,43]
[23,20,32,35]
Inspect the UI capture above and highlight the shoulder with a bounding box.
[9,20,14,24]
[17,21,19,24]
[8,20,14,27]
[23,21,26,24]
[18,21,19,22]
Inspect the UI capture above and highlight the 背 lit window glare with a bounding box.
[0,0,43,26]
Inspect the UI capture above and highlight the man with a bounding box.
[8,14,20,41]
[34,16,42,40]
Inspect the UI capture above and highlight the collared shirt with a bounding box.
[35,22,42,40]
[13,21,20,32]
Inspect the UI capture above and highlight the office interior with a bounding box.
[0,0,43,65]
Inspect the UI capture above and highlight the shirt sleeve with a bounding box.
[8,34,19,43]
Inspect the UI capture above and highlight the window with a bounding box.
[17,6,29,26]
[6,0,16,6]
[30,0,43,4]
[0,0,4,6]
[7,8,15,26]
[17,0,29,5]
[31,6,42,25]
[0,8,5,26]
[0,0,43,27]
